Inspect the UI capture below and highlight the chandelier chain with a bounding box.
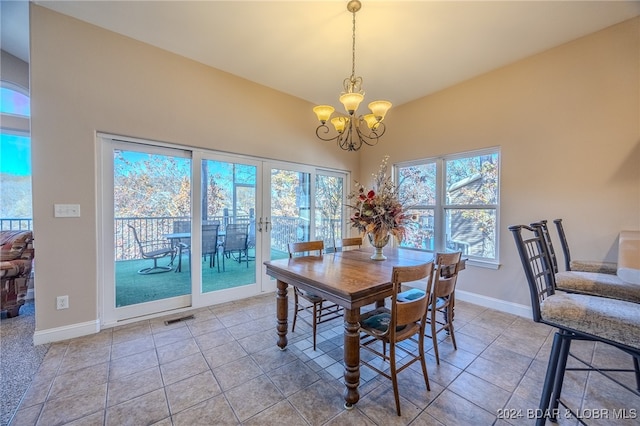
[351,8,357,83]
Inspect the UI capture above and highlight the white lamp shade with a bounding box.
[339,92,364,114]
[368,100,392,120]
[313,105,335,123]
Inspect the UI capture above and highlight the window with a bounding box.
[0,83,32,229]
[396,148,500,266]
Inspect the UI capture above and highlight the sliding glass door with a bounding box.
[102,139,192,323]
[100,136,347,323]
[196,155,259,304]
[261,164,347,289]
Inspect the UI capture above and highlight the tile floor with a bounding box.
[8,293,640,426]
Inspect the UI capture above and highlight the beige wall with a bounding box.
[29,6,359,336]
[361,17,640,306]
[29,3,639,340]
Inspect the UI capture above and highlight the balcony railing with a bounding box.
[0,218,33,231]
[1,216,343,261]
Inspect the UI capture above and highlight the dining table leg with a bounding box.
[343,307,360,409]
[276,280,288,350]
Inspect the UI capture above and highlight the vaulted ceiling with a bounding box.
[3,1,640,107]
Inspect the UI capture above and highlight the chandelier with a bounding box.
[313,0,392,152]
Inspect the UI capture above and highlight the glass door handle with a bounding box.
[257,217,271,232]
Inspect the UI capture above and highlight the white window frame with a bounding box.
[394,147,501,269]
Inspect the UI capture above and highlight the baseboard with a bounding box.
[33,320,100,345]
[456,290,532,319]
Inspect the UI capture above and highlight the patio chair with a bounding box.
[218,223,248,272]
[359,261,435,416]
[509,223,640,425]
[202,223,220,268]
[127,224,175,274]
[288,240,343,350]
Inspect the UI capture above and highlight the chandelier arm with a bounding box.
[353,121,381,148]
[315,124,343,143]
[337,119,355,151]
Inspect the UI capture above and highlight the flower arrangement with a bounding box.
[347,155,416,243]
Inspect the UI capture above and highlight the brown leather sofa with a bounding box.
[1,230,34,318]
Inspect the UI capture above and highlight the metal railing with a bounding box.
[0,218,33,231]
[1,216,343,260]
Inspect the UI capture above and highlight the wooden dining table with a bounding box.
[264,247,442,409]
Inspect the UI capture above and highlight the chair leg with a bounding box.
[448,318,457,351]
[175,247,182,273]
[549,331,572,416]
[292,290,299,332]
[634,355,640,391]
[389,343,401,416]
[418,331,431,391]
[312,303,318,351]
[536,332,563,426]
[431,316,440,365]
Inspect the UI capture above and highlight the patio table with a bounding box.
[164,231,226,272]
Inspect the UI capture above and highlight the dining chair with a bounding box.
[396,251,462,364]
[340,236,362,251]
[127,224,175,274]
[552,218,617,274]
[509,223,640,425]
[359,261,435,416]
[426,251,462,364]
[533,220,639,303]
[219,223,249,272]
[288,240,343,350]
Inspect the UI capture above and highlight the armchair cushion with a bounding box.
[0,230,33,261]
[1,230,34,317]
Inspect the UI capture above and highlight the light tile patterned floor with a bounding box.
[8,294,640,425]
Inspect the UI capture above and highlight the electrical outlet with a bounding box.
[56,295,69,310]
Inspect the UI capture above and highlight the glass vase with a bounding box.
[367,232,390,261]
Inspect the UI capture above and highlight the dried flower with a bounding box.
[346,156,416,242]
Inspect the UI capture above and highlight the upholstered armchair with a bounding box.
[1,230,35,318]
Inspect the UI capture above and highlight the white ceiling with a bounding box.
[3,1,640,107]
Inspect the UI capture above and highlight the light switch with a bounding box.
[54,204,81,218]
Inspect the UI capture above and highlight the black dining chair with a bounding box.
[509,223,640,425]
